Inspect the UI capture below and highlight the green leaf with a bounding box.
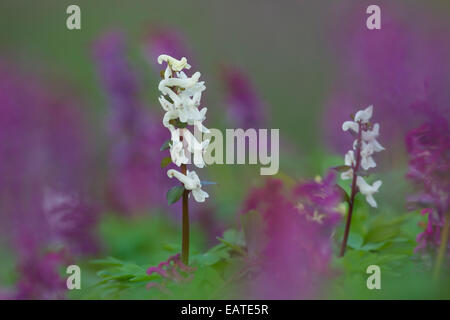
[160,156,172,168]
[331,165,351,172]
[167,185,185,205]
[347,233,364,249]
[335,184,350,203]
[160,139,172,151]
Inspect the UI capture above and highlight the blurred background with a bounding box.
[0,0,449,299]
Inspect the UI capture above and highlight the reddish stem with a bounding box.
[339,121,362,257]
[181,163,190,265]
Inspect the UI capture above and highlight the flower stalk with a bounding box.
[181,163,190,265]
[434,213,449,279]
[339,122,362,257]
[338,106,384,257]
[157,54,210,266]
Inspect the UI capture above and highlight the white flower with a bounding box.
[342,121,359,133]
[158,71,202,96]
[167,169,209,202]
[182,129,210,168]
[341,150,355,180]
[362,123,384,152]
[157,54,191,72]
[354,105,373,123]
[342,106,374,132]
[158,65,208,130]
[169,128,209,168]
[169,129,189,166]
[356,176,382,208]
[360,141,377,170]
[159,54,210,203]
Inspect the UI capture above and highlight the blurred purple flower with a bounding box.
[14,250,68,300]
[93,31,169,214]
[143,27,194,72]
[221,65,267,129]
[0,59,100,298]
[405,115,450,253]
[323,4,450,153]
[241,175,340,299]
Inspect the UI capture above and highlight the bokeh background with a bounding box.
[0,0,449,299]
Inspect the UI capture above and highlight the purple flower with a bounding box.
[14,250,68,300]
[93,31,169,214]
[405,115,450,252]
[241,176,340,299]
[323,3,450,153]
[143,27,194,73]
[0,59,99,298]
[221,65,267,129]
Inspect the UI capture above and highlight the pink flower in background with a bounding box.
[93,31,169,214]
[14,249,68,300]
[143,27,194,73]
[241,176,340,299]
[323,4,450,154]
[0,59,99,298]
[405,115,450,253]
[221,65,267,129]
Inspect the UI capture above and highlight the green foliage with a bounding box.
[86,227,248,299]
[166,186,185,205]
[329,205,433,299]
[160,156,172,168]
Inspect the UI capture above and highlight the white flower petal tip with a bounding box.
[342,121,359,132]
[354,105,373,123]
[356,177,382,208]
[192,188,209,202]
[157,54,191,71]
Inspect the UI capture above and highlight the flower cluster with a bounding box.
[0,59,99,298]
[241,175,341,299]
[143,27,194,73]
[93,31,169,213]
[158,54,210,203]
[341,106,384,208]
[323,5,450,154]
[405,116,450,252]
[221,65,267,129]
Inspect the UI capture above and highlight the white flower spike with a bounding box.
[158,54,210,203]
[340,105,384,207]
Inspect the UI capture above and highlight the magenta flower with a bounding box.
[323,4,450,153]
[14,250,68,300]
[0,59,99,298]
[221,65,267,129]
[241,175,340,299]
[143,27,194,73]
[405,115,450,253]
[93,31,169,214]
